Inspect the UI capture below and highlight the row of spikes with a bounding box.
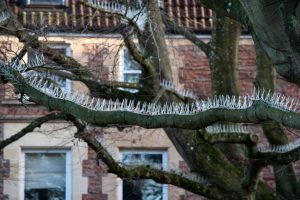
[253,88,299,112]
[181,172,210,185]
[0,12,9,23]
[5,57,300,115]
[28,76,198,115]
[11,54,198,102]
[205,124,249,134]
[0,63,17,82]
[7,54,45,74]
[89,0,125,13]
[89,0,148,30]
[160,79,198,100]
[26,75,300,115]
[24,70,66,88]
[27,54,45,69]
[195,95,251,111]
[17,51,198,100]
[257,139,300,153]
[7,54,65,88]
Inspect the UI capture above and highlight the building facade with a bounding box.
[0,1,299,200]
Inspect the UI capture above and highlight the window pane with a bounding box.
[124,49,141,71]
[28,0,63,5]
[122,153,163,200]
[124,74,141,83]
[51,48,67,55]
[25,153,66,200]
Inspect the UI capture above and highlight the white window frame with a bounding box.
[26,0,65,6]
[118,150,168,200]
[118,48,142,93]
[20,149,72,200]
[47,44,72,57]
[47,44,72,93]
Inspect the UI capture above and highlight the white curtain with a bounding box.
[25,153,66,190]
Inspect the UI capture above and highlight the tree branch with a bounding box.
[201,131,258,145]
[15,72,300,134]
[256,141,300,165]
[27,66,142,90]
[75,130,226,200]
[120,28,158,82]
[2,63,300,135]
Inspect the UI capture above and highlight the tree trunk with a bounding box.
[209,13,248,170]
[254,42,299,200]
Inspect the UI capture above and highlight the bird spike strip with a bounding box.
[8,53,45,73]
[88,0,125,13]
[160,79,198,100]
[257,138,300,153]
[2,56,300,116]
[205,124,249,134]
[87,0,148,30]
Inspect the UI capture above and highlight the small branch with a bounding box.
[241,162,262,198]
[0,112,70,150]
[201,131,259,145]
[256,142,300,165]
[152,88,165,103]
[27,66,142,90]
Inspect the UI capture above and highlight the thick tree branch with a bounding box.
[120,28,158,82]
[198,0,249,25]
[256,147,300,165]
[254,40,299,199]
[201,131,258,145]
[6,68,300,138]
[21,81,300,131]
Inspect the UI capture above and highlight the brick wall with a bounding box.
[82,128,108,200]
[82,147,108,200]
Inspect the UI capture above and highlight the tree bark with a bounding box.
[254,43,299,200]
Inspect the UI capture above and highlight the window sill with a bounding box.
[23,4,68,10]
[1,99,35,105]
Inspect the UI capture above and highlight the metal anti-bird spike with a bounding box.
[160,79,197,100]
[205,124,248,134]
[258,139,300,153]
[4,59,300,116]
